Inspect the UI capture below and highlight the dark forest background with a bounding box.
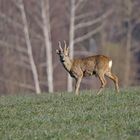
[0,0,140,95]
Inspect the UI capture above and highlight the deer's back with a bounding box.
[71,55,111,77]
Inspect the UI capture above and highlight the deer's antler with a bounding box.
[58,41,63,51]
[63,40,67,51]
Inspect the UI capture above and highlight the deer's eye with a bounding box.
[60,54,64,57]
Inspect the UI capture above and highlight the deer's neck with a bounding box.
[62,58,73,72]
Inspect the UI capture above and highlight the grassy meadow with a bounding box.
[0,88,140,140]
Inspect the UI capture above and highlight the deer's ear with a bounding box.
[56,49,60,54]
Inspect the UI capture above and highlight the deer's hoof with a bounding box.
[75,92,79,95]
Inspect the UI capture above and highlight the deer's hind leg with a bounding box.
[97,73,107,95]
[105,71,119,93]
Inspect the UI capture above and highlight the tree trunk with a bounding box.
[19,0,41,94]
[68,0,75,92]
[124,22,132,87]
[41,0,54,92]
[123,0,132,87]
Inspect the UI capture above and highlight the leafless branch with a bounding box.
[0,12,44,41]
[0,40,27,54]
[26,9,43,30]
[74,26,102,44]
[13,61,31,70]
[0,12,22,29]
[75,0,86,10]
[75,10,113,30]
[75,12,94,20]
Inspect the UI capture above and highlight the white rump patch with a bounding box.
[109,60,112,68]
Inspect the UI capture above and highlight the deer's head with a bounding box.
[56,41,70,62]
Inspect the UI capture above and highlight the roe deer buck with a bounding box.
[56,41,119,95]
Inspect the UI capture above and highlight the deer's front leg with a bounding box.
[75,76,82,95]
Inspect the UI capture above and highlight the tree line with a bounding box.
[0,0,140,94]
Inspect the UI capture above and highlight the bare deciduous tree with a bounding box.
[19,0,41,94]
[123,0,135,87]
[41,0,54,92]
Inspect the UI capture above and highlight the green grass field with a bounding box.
[0,88,140,140]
